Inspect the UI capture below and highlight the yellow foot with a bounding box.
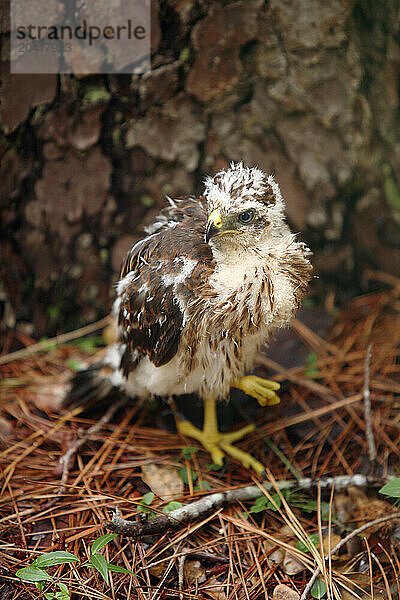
[176,396,265,476]
[232,375,280,406]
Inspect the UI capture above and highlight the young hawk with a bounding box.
[67,163,312,475]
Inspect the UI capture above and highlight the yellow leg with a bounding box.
[232,375,280,406]
[176,396,265,476]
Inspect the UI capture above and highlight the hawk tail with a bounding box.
[63,361,115,407]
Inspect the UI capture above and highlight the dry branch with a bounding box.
[105,474,392,537]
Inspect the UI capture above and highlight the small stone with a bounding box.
[272,583,300,600]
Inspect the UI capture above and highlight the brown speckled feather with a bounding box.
[118,198,214,374]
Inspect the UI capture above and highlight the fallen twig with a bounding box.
[299,511,400,600]
[105,474,392,537]
[363,344,377,463]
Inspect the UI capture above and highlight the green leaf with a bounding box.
[379,477,400,498]
[32,551,80,568]
[66,359,85,372]
[44,590,70,600]
[296,534,320,553]
[16,566,52,582]
[163,501,183,514]
[178,466,198,484]
[249,496,269,513]
[51,591,70,600]
[89,553,109,584]
[195,480,211,491]
[268,493,282,511]
[91,533,117,555]
[107,563,132,574]
[56,582,70,599]
[71,336,104,353]
[39,337,58,351]
[208,463,223,471]
[141,492,155,505]
[138,492,155,513]
[181,446,198,460]
[305,352,319,379]
[311,578,327,599]
[249,493,281,513]
[298,499,331,519]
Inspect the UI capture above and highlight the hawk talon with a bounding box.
[232,375,280,407]
[175,396,265,476]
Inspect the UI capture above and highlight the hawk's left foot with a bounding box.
[175,396,265,476]
[232,375,280,406]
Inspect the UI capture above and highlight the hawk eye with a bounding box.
[238,209,255,224]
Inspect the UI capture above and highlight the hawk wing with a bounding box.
[116,198,211,376]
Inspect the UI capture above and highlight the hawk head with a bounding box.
[204,163,286,247]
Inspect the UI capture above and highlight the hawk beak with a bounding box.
[205,209,223,243]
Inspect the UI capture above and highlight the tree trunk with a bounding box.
[1,0,399,337]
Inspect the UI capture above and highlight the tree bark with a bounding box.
[1,0,399,337]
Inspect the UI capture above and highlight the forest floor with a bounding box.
[1,274,400,600]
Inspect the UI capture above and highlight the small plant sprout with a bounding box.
[311,577,327,599]
[89,532,132,584]
[16,551,80,599]
[15,533,133,596]
[296,534,320,553]
[180,445,198,460]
